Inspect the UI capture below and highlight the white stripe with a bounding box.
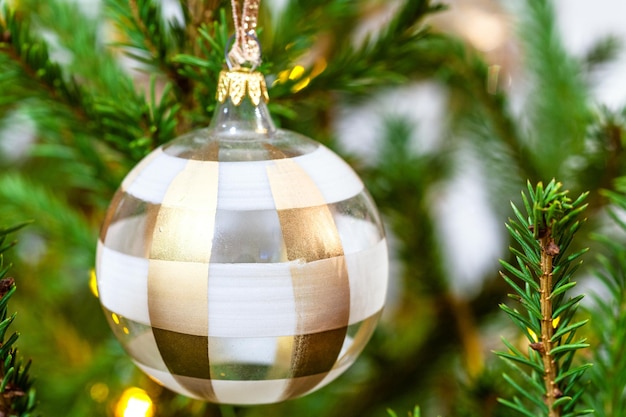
[335,213,385,255]
[121,145,363,210]
[124,150,189,204]
[217,160,276,210]
[347,238,388,323]
[96,242,150,324]
[217,146,363,210]
[207,262,297,337]
[97,238,386,338]
[295,146,363,206]
[206,239,386,337]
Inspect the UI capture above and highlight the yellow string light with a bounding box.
[291,77,310,93]
[274,58,325,92]
[288,65,305,80]
[115,387,154,417]
[89,269,99,298]
[89,383,109,403]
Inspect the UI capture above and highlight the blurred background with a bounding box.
[2,0,626,416]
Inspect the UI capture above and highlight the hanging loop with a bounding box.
[225,33,262,71]
[228,0,262,69]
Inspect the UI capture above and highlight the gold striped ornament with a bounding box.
[96,69,388,404]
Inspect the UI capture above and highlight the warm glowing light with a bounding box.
[276,69,290,84]
[288,65,305,80]
[123,326,130,335]
[89,269,99,298]
[112,313,120,325]
[115,387,154,417]
[292,77,310,93]
[90,383,109,403]
[457,9,507,52]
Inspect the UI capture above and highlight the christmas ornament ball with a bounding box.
[95,70,388,404]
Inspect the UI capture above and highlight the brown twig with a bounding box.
[540,232,561,417]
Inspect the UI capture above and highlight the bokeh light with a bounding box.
[115,387,154,417]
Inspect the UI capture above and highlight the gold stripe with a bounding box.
[159,160,219,209]
[152,328,209,378]
[150,206,216,262]
[262,142,316,160]
[147,259,209,335]
[165,139,220,162]
[151,327,216,400]
[262,143,287,160]
[269,156,344,262]
[290,257,351,333]
[150,160,219,263]
[268,155,351,396]
[277,206,344,262]
[281,327,347,399]
[281,257,349,394]
[267,158,327,210]
[144,159,218,398]
[290,327,347,377]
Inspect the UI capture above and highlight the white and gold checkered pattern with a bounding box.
[96,126,388,404]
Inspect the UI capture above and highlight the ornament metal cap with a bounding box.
[216,69,269,106]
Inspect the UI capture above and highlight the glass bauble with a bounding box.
[96,70,388,405]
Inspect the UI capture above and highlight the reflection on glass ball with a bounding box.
[96,93,388,405]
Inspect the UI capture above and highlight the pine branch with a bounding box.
[582,35,622,74]
[577,107,626,210]
[0,6,130,162]
[0,174,96,267]
[106,0,181,71]
[521,0,591,178]
[1,3,179,163]
[0,223,36,417]
[497,180,592,417]
[170,8,231,128]
[181,0,223,58]
[105,0,193,98]
[438,35,540,183]
[585,182,626,416]
[278,0,441,98]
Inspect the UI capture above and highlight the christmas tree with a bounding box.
[1,0,626,416]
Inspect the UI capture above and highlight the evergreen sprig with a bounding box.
[297,0,443,98]
[0,223,36,416]
[497,180,592,417]
[585,180,626,416]
[0,3,177,164]
[105,0,186,80]
[522,0,590,178]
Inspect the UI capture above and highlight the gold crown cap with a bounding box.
[216,69,270,106]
